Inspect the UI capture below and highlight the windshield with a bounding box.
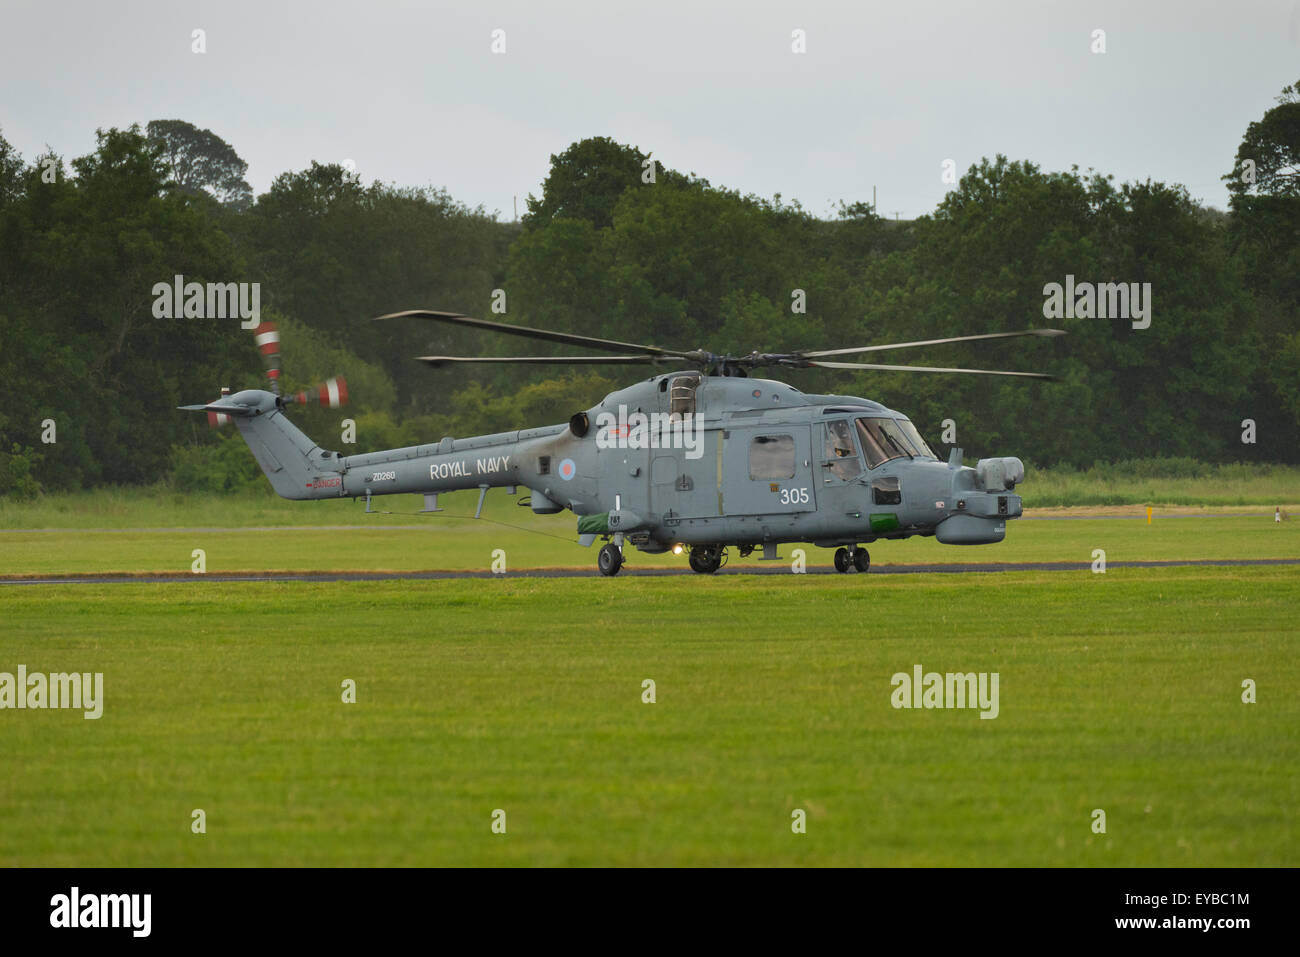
[856,417,936,467]
[896,419,936,459]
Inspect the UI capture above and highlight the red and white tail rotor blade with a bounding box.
[290,376,348,410]
[254,321,282,395]
[207,387,233,427]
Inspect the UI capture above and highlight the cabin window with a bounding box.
[823,420,862,481]
[538,455,550,476]
[670,374,701,415]
[872,476,902,505]
[749,434,795,480]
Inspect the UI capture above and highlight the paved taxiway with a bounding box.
[2,557,1297,585]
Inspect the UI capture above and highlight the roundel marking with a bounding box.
[558,458,577,480]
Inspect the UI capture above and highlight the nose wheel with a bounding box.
[598,542,624,576]
[834,546,871,574]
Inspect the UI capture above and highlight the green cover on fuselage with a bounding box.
[577,512,610,535]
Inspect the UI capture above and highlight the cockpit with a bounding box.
[855,417,936,467]
[823,416,936,479]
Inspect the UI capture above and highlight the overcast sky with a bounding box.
[3,0,1297,219]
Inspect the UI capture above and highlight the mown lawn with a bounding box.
[1,567,1295,866]
[0,506,1295,575]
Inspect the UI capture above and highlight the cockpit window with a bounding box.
[823,420,862,481]
[896,419,936,459]
[856,417,936,468]
[856,419,888,468]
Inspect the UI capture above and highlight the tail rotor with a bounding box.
[184,320,350,427]
[254,320,349,410]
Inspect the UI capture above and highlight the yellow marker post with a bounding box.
[1146,506,1152,525]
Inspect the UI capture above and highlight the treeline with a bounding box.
[1,84,1297,497]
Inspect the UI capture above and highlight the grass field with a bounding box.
[3,460,1298,532]
[1,485,1296,867]
[1,568,1296,866]
[0,486,1297,576]
[1022,462,1300,507]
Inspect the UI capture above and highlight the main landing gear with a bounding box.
[833,546,871,574]
[598,542,624,576]
[688,544,725,574]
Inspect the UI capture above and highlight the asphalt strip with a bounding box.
[2,557,1298,585]
[0,511,1288,534]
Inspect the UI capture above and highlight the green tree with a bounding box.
[147,119,253,210]
[1225,79,1300,200]
[0,125,256,488]
[242,162,513,410]
[524,137,653,230]
[0,128,24,205]
[1222,79,1300,461]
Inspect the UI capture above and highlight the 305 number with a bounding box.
[778,487,810,505]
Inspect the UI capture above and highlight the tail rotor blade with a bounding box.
[254,321,282,396]
[207,387,235,427]
[289,376,349,409]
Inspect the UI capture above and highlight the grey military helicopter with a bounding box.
[183,313,1063,576]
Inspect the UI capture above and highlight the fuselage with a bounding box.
[275,371,1024,552]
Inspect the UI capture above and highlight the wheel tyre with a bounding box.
[689,546,721,574]
[833,547,851,573]
[598,543,623,576]
[853,548,871,573]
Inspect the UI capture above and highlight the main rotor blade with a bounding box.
[800,328,1065,359]
[416,354,662,367]
[376,309,695,359]
[806,360,1056,380]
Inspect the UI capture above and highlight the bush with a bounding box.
[0,443,43,500]
[169,434,263,493]
[1101,457,1211,479]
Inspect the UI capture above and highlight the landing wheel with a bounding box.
[833,547,852,573]
[688,545,723,574]
[598,543,624,577]
[853,548,871,574]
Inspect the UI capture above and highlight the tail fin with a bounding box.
[180,389,344,500]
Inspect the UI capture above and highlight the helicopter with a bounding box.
[182,312,1064,576]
